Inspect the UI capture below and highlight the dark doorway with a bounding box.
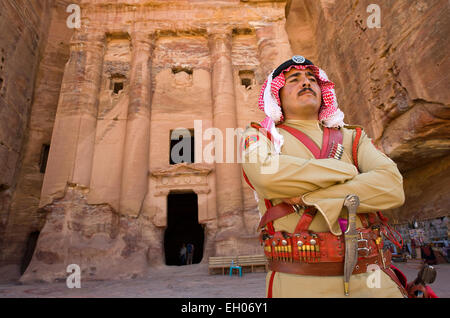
[39,144,50,173]
[164,192,204,266]
[21,231,40,275]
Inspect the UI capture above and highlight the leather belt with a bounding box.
[261,228,380,263]
[269,249,392,276]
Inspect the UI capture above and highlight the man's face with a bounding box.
[279,67,322,120]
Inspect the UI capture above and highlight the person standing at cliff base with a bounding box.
[186,243,194,265]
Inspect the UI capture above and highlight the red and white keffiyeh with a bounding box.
[258,60,345,154]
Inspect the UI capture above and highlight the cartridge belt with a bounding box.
[269,249,392,276]
[261,228,381,263]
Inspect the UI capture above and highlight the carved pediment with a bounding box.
[151,163,213,196]
[151,162,213,177]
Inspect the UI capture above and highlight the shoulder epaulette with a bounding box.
[245,122,261,130]
[244,121,275,143]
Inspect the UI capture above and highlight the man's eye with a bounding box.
[289,79,298,83]
[309,78,316,82]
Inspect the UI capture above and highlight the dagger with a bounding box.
[343,194,360,296]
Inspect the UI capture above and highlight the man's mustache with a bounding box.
[298,88,317,97]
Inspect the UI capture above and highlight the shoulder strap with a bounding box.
[352,127,363,172]
[351,127,371,227]
[276,124,322,158]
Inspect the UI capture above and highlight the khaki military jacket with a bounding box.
[241,119,405,235]
[241,119,406,298]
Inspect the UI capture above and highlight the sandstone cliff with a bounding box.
[286,0,450,223]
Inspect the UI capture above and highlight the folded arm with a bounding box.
[241,127,359,200]
[301,130,405,213]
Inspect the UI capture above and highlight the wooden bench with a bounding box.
[208,255,268,275]
[208,256,236,275]
[236,254,268,273]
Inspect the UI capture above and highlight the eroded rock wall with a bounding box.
[286,0,450,223]
[20,186,156,283]
[0,0,54,272]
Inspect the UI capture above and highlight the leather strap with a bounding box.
[293,207,317,233]
[269,249,392,276]
[358,214,369,228]
[257,202,295,231]
[382,266,409,298]
[263,199,275,234]
[276,124,322,158]
[352,127,362,172]
[320,127,330,158]
[267,271,276,298]
[323,127,343,159]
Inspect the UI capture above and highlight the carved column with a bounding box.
[120,32,154,217]
[40,30,106,207]
[208,28,246,254]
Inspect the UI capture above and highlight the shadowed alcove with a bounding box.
[164,191,205,266]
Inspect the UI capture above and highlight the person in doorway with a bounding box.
[180,243,187,265]
[241,55,408,298]
[186,243,194,265]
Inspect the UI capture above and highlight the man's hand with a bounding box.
[282,196,305,206]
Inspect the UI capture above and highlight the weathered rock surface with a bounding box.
[0,0,78,274]
[0,0,53,252]
[20,186,155,282]
[286,0,450,222]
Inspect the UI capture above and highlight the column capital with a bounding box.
[207,25,233,38]
[70,30,106,51]
[131,32,155,50]
[207,28,233,56]
[72,29,106,44]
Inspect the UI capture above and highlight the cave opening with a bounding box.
[21,231,40,275]
[164,192,204,266]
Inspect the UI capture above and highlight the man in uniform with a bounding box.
[241,56,407,298]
